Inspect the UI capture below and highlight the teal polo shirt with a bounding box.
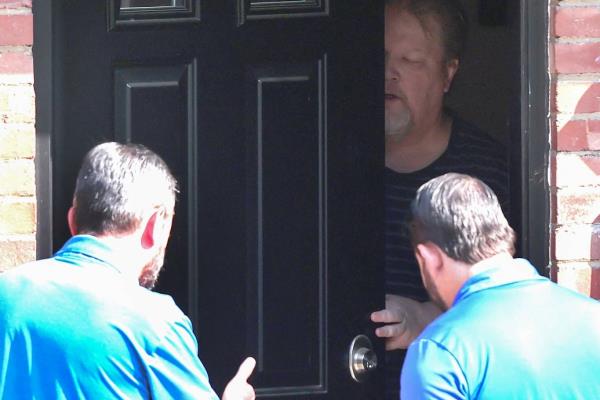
[401,257,600,399]
[0,235,218,399]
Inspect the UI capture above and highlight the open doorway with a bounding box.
[447,0,515,143]
[445,0,549,269]
[382,1,549,397]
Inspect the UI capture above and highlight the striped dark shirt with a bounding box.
[385,116,509,399]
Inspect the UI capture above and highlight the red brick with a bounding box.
[0,160,34,196]
[549,149,557,188]
[555,7,600,37]
[592,265,600,299]
[557,119,600,151]
[554,42,600,73]
[0,237,35,272]
[0,201,35,234]
[0,84,35,123]
[559,0,600,4]
[0,0,31,5]
[551,120,557,152]
[549,79,558,114]
[551,189,558,225]
[556,187,600,224]
[556,81,600,114]
[0,123,34,158]
[0,52,32,74]
[554,225,600,261]
[555,153,600,187]
[550,262,558,283]
[0,15,32,46]
[573,83,600,113]
[0,1,31,8]
[555,261,600,297]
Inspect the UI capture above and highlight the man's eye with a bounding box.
[403,58,423,64]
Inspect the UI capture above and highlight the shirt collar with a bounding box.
[453,256,544,306]
[54,235,130,277]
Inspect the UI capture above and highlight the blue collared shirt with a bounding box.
[401,258,600,400]
[0,235,219,399]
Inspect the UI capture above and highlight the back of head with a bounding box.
[73,142,178,236]
[386,0,468,63]
[409,173,515,264]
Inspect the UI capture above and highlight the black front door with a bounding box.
[44,0,384,398]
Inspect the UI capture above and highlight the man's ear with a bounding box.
[414,242,444,274]
[67,206,77,236]
[443,58,459,93]
[140,211,158,250]
[141,209,173,250]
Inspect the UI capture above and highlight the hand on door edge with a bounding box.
[370,294,442,350]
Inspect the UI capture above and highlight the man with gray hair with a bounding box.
[0,142,255,399]
[401,173,600,399]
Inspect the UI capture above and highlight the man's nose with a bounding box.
[384,58,399,82]
[385,69,399,82]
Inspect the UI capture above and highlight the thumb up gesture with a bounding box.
[222,357,256,400]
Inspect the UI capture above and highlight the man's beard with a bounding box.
[385,107,412,141]
[138,247,166,290]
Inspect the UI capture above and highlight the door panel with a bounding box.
[245,61,326,394]
[51,1,383,398]
[238,0,329,24]
[113,60,199,315]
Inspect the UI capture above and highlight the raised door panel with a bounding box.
[238,0,329,24]
[245,60,327,396]
[113,61,199,317]
[109,0,201,28]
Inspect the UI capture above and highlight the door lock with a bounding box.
[348,334,378,383]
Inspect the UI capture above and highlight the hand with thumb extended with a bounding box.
[222,357,256,400]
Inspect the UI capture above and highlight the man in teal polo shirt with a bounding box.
[401,173,600,399]
[0,142,255,399]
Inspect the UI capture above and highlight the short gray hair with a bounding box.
[409,173,515,264]
[73,142,178,236]
[386,0,468,63]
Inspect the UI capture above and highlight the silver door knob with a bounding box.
[348,334,378,383]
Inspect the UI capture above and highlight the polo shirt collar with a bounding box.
[453,257,544,306]
[54,235,130,278]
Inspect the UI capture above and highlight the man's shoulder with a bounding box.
[106,279,188,332]
[450,116,507,157]
[419,306,472,343]
[0,258,57,291]
[415,295,493,353]
[0,257,187,332]
[441,115,509,202]
[136,290,187,324]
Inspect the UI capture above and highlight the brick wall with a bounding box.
[552,0,600,299]
[0,0,35,272]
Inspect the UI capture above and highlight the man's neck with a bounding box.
[468,252,514,277]
[385,113,453,173]
[90,233,146,282]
